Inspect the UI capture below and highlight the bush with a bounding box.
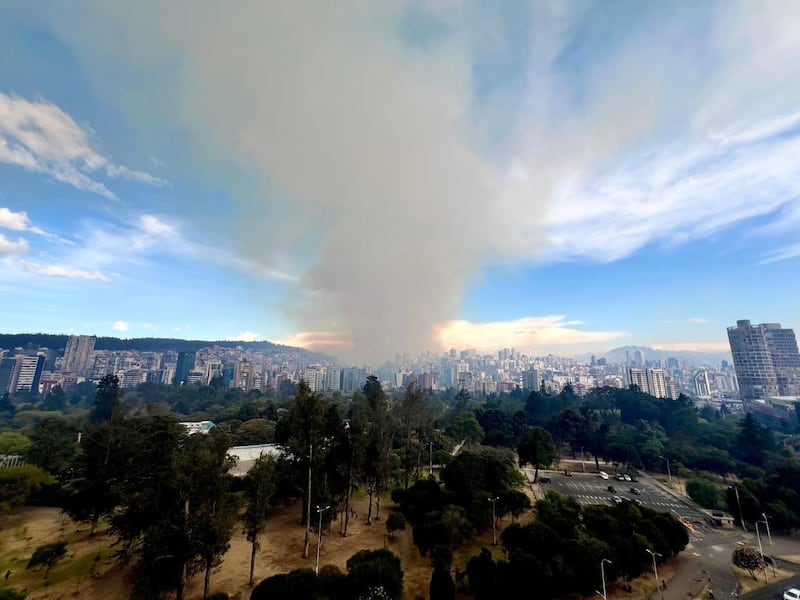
[208,594,229,600]
[686,479,722,509]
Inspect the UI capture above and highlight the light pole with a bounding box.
[488,496,499,545]
[646,549,661,588]
[429,440,433,475]
[599,558,612,600]
[659,455,672,484]
[315,504,330,575]
[756,520,768,582]
[761,513,772,545]
[730,485,746,531]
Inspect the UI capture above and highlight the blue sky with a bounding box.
[1,1,799,362]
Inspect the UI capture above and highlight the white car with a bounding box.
[784,589,800,600]
[599,471,609,480]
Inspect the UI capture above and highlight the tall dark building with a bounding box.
[173,351,196,385]
[0,358,16,394]
[727,320,800,400]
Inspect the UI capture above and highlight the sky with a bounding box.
[1,1,799,363]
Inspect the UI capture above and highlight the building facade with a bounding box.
[727,320,800,400]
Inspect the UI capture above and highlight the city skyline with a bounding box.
[2,3,800,362]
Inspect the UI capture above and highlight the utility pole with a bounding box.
[762,513,772,545]
[429,440,433,475]
[730,485,746,531]
[315,504,330,574]
[488,496,499,545]
[303,443,313,558]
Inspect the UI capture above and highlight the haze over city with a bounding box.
[1,2,800,363]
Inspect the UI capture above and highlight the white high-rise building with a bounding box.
[12,355,45,393]
[325,366,341,392]
[629,368,649,392]
[647,368,668,399]
[303,366,323,392]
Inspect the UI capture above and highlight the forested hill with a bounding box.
[0,333,330,360]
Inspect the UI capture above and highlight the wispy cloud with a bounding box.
[20,260,109,281]
[0,93,167,198]
[112,320,129,331]
[685,318,708,324]
[652,342,730,353]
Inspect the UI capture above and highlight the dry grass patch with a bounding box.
[731,564,794,595]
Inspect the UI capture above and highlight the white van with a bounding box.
[784,589,800,600]
[599,471,609,480]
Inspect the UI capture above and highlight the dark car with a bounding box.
[607,486,617,493]
[538,477,551,484]
[630,487,642,495]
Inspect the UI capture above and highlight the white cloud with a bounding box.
[226,331,261,342]
[0,208,29,231]
[435,316,627,354]
[685,318,709,324]
[0,234,28,255]
[0,93,167,198]
[112,320,129,331]
[20,260,109,281]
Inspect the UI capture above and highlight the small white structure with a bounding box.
[180,421,216,435]
[227,443,284,477]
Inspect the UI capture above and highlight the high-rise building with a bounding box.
[62,335,96,376]
[628,367,672,398]
[694,370,711,398]
[234,361,257,392]
[303,366,323,392]
[0,358,16,393]
[11,355,45,393]
[523,369,540,392]
[324,366,341,392]
[647,368,668,399]
[173,351,196,385]
[629,368,649,392]
[727,320,800,400]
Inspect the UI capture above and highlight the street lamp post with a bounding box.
[599,559,612,600]
[659,455,672,484]
[756,520,771,583]
[488,496,499,545]
[646,549,662,588]
[315,504,330,575]
[761,513,772,545]
[730,485,746,531]
[429,441,433,475]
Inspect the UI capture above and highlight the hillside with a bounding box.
[0,333,333,362]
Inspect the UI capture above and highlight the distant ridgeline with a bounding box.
[0,333,332,360]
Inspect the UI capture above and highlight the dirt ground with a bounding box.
[0,489,707,600]
[0,493,440,600]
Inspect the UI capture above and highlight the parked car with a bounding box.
[632,498,643,506]
[538,477,551,484]
[599,471,609,480]
[623,474,632,482]
[783,589,800,600]
[612,496,623,504]
[607,486,617,493]
[630,487,642,495]
[615,474,625,481]
[564,470,573,477]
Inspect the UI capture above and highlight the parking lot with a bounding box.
[528,468,709,524]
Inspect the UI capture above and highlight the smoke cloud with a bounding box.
[39,1,800,361]
[44,1,559,362]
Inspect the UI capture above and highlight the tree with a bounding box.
[448,411,484,449]
[0,589,26,600]
[346,549,403,600]
[430,561,455,600]
[0,432,31,455]
[26,541,67,579]
[686,479,722,509]
[242,455,277,586]
[26,417,78,477]
[386,513,406,539]
[732,545,762,580]
[90,374,121,424]
[501,489,532,522]
[251,569,320,600]
[0,465,53,513]
[517,427,556,482]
